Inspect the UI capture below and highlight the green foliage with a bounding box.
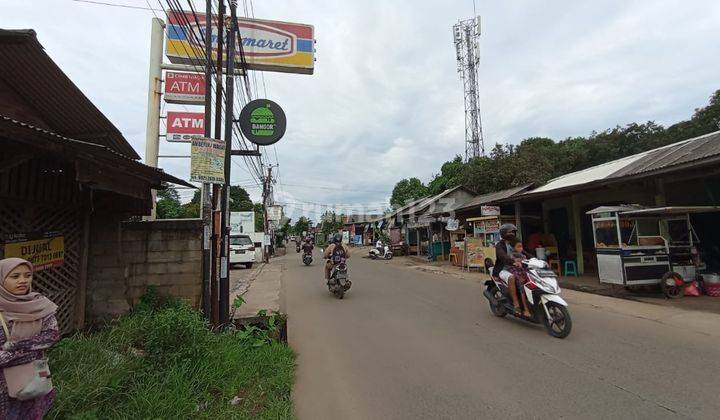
[320,211,343,236]
[254,203,265,232]
[229,185,254,212]
[292,216,311,236]
[403,89,720,196]
[276,218,291,244]
[48,296,295,419]
[144,305,208,361]
[390,177,429,209]
[427,155,464,196]
[156,186,184,219]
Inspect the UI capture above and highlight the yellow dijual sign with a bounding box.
[3,232,65,271]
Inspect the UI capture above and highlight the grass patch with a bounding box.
[47,292,295,419]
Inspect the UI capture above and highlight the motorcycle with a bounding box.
[368,245,393,260]
[302,251,313,266]
[327,257,351,299]
[483,258,572,338]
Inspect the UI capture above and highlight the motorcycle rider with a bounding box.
[375,239,384,255]
[324,233,349,281]
[301,237,314,255]
[494,223,531,316]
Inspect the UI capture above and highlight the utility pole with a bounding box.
[262,166,272,263]
[219,0,238,325]
[210,0,225,327]
[201,0,213,318]
[144,17,164,220]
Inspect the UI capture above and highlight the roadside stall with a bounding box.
[463,213,516,271]
[587,205,720,297]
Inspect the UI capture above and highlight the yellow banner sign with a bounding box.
[3,232,65,271]
[190,137,225,184]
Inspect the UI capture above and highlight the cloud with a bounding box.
[4,0,720,215]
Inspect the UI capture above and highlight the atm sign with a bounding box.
[166,111,204,142]
[164,72,205,105]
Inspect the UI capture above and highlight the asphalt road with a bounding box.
[283,248,720,420]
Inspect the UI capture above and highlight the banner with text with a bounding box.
[190,137,225,184]
[3,232,65,271]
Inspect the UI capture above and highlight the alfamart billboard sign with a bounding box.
[166,11,315,75]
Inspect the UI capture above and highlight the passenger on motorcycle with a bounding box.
[507,239,533,317]
[324,233,350,281]
[493,224,531,317]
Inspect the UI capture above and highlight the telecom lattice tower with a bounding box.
[453,16,484,161]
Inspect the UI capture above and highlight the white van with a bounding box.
[230,234,256,268]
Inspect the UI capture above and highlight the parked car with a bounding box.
[230,234,256,268]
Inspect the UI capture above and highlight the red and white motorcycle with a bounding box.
[483,258,572,338]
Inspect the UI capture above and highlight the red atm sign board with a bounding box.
[166,111,204,142]
[164,72,205,105]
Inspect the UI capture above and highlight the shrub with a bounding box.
[144,304,209,361]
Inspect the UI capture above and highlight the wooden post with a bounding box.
[514,201,523,240]
[571,195,584,275]
[76,208,91,329]
[416,228,420,256]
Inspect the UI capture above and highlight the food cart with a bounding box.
[464,215,515,270]
[587,205,720,297]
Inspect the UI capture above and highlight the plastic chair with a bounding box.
[564,260,578,277]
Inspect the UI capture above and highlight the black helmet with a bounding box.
[499,223,518,240]
[333,233,343,243]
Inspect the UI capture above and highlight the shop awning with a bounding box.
[619,206,720,216]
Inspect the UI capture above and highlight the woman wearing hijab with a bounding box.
[0,258,59,420]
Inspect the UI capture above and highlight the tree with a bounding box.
[179,190,201,218]
[427,155,464,196]
[293,216,311,236]
[390,177,428,209]
[253,203,264,232]
[229,185,253,211]
[320,211,343,236]
[276,218,291,245]
[156,186,183,219]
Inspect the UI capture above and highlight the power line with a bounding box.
[278,182,389,194]
[70,0,162,11]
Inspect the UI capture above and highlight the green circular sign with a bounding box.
[239,99,287,146]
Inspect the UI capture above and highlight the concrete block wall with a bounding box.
[86,216,203,324]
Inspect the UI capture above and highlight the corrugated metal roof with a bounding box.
[0,29,139,159]
[396,186,472,217]
[456,184,533,211]
[609,131,720,178]
[521,130,720,198]
[0,116,193,189]
[528,153,649,194]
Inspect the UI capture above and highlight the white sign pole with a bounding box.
[143,17,164,220]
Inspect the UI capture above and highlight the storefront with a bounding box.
[0,30,190,332]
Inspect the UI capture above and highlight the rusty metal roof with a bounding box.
[609,131,720,178]
[514,130,720,201]
[0,29,139,159]
[0,116,193,189]
[455,184,533,212]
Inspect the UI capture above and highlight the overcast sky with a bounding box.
[4,0,720,222]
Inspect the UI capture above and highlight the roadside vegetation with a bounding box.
[47,289,295,419]
[391,89,720,207]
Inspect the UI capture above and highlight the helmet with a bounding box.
[499,223,518,240]
[333,233,343,243]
